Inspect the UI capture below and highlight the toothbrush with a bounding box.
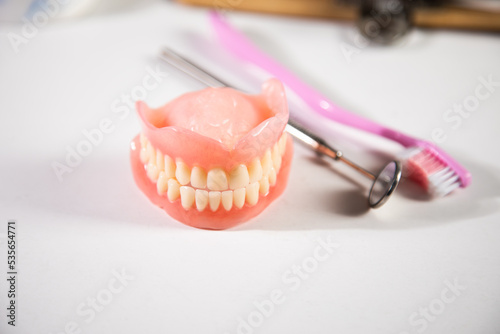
[209,11,471,197]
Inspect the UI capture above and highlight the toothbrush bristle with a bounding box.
[402,147,462,197]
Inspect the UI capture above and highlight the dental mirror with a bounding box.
[369,160,402,208]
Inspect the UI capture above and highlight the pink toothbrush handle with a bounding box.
[209,11,471,187]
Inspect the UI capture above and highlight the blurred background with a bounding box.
[1,1,500,334]
[2,0,500,40]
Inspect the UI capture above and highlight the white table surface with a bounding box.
[1,1,500,333]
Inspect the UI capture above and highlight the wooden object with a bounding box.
[177,0,500,31]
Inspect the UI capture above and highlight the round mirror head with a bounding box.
[369,160,402,208]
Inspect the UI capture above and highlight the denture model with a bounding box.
[129,79,293,229]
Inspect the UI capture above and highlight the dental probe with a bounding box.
[159,48,402,208]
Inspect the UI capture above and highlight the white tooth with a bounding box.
[209,191,221,212]
[175,160,191,186]
[279,133,287,156]
[229,164,250,190]
[207,168,228,190]
[156,150,164,171]
[245,182,259,206]
[164,155,176,179]
[221,190,233,211]
[180,186,195,209]
[146,163,159,181]
[195,189,209,212]
[261,149,272,176]
[233,188,246,209]
[248,158,263,183]
[272,144,282,172]
[259,176,270,196]
[156,171,168,195]
[167,179,180,201]
[269,167,277,186]
[139,147,148,163]
[147,142,156,164]
[140,133,147,148]
[191,166,207,189]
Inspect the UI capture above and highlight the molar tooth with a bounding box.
[221,190,233,211]
[229,164,250,190]
[195,189,209,212]
[146,142,156,164]
[259,176,270,196]
[180,186,195,209]
[272,144,282,172]
[209,191,221,212]
[261,149,272,176]
[269,167,277,186]
[191,166,207,189]
[156,150,164,171]
[156,171,168,195]
[146,163,159,182]
[175,160,191,186]
[248,158,263,183]
[164,155,176,179]
[233,188,246,209]
[245,182,259,206]
[167,179,180,201]
[207,168,228,191]
[279,133,287,156]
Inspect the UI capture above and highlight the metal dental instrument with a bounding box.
[159,48,402,208]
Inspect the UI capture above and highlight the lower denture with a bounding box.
[130,79,293,229]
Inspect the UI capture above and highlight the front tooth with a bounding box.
[272,144,282,172]
[191,166,207,189]
[245,182,259,206]
[209,191,221,212]
[146,163,159,181]
[180,186,195,209]
[233,188,246,209]
[269,167,277,186]
[248,158,263,183]
[279,133,287,156]
[221,190,233,211]
[229,164,250,190]
[164,155,176,179]
[147,142,156,164]
[175,160,191,185]
[259,176,270,196]
[167,179,180,201]
[207,168,228,190]
[261,149,272,176]
[140,147,148,163]
[156,150,164,171]
[195,189,209,212]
